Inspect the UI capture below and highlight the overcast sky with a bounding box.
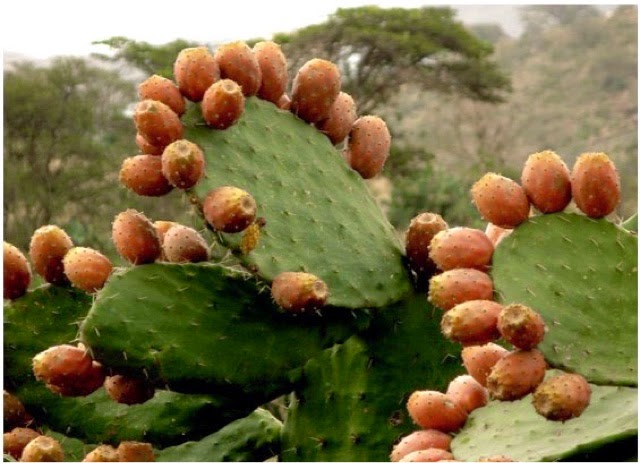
[2,1,528,60]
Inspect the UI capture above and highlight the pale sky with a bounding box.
[2,1,527,60]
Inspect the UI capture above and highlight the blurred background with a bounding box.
[3,3,637,263]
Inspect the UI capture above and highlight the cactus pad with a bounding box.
[491,213,637,386]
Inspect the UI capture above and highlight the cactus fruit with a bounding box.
[29,225,73,285]
[271,272,329,313]
[133,100,183,148]
[161,139,205,189]
[20,435,65,462]
[62,247,112,293]
[471,173,530,229]
[428,269,494,311]
[521,150,572,213]
[82,444,119,462]
[3,427,41,459]
[119,155,174,197]
[112,209,161,265]
[497,303,546,350]
[440,300,503,346]
[428,228,494,272]
[290,58,341,123]
[4,242,31,300]
[203,186,257,233]
[138,75,186,116]
[570,152,621,218]
[532,372,592,421]
[104,375,155,405]
[461,343,509,387]
[32,344,93,389]
[201,79,246,129]
[486,349,546,401]
[445,374,489,414]
[46,359,105,397]
[136,132,165,156]
[316,92,358,145]
[344,115,391,179]
[405,212,448,284]
[116,441,155,462]
[406,390,468,432]
[398,448,455,462]
[252,41,288,104]
[4,391,31,429]
[173,47,219,102]
[161,224,209,263]
[215,41,262,97]
[390,430,453,462]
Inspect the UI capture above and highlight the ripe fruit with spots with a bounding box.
[471,173,530,229]
[133,99,183,148]
[461,343,509,387]
[21,435,64,462]
[446,374,489,413]
[252,40,288,103]
[201,79,245,130]
[104,375,155,405]
[344,115,391,179]
[112,210,161,265]
[116,441,155,462]
[532,373,591,421]
[399,448,455,462]
[271,272,329,313]
[203,186,257,233]
[32,344,93,388]
[390,430,452,462]
[62,247,112,293]
[486,349,546,401]
[406,390,468,432]
[316,91,358,145]
[215,41,262,96]
[4,391,31,429]
[135,132,164,156]
[405,212,448,281]
[119,155,174,197]
[138,74,186,116]
[428,268,494,311]
[173,47,219,102]
[4,428,41,459]
[521,150,572,213]
[428,227,494,272]
[161,139,205,189]
[4,242,31,300]
[29,225,73,285]
[497,303,546,350]
[571,152,620,218]
[45,360,105,397]
[440,300,503,346]
[82,445,119,462]
[161,224,209,263]
[290,58,341,123]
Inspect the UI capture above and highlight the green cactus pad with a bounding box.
[157,408,282,462]
[281,294,462,461]
[182,98,412,308]
[492,213,637,386]
[44,430,95,462]
[80,263,366,396]
[451,376,637,462]
[622,213,637,233]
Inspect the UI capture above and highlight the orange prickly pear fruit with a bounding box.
[497,303,546,350]
[471,173,530,229]
[406,390,467,432]
[133,99,183,148]
[571,152,620,218]
[428,227,494,272]
[62,247,112,293]
[201,79,245,130]
[174,47,219,102]
[215,41,262,96]
[390,430,452,462]
[486,349,546,401]
[138,74,186,116]
[316,92,358,145]
[112,209,161,265]
[119,155,174,197]
[532,373,591,422]
[521,150,572,213]
[252,40,288,103]
[440,300,503,346]
[203,186,257,233]
[161,139,205,189]
[428,268,494,311]
[461,342,509,387]
[4,242,31,300]
[291,58,341,123]
[271,272,329,313]
[29,225,73,285]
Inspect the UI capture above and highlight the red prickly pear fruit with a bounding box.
[116,441,155,462]
[119,155,174,197]
[405,212,448,278]
[571,152,620,218]
[104,375,155,406]
[21,435,65,462]
[486,349,546,401]
[153,221,178,245]
[406,390,468,432]
[135,132,164,156]
[29,225,73,286]
[161,225,209,263]
[133,99,183,148]
[441,300,503,346]
[390,430,452,462]
[4,242,31,300]
[203,186,257,233]
[399,449,455,462]
[46,360,105,397]
[461,343,509,387]
[201,79,245,130]
[112,209,161,265]
[497,303,546,350]
[471,173,530,229]
[161,139,205,189]
[291,58,341,123]
[138,74,186,116]
[277,93,291,110]
[32,344,93,388]
[215,41,262,96]
[478,456,514,462]
[532,373,591,422]
[316,92,358,145]
[174,47,220,102]
[428,227,494,272]
[252,41,288,103]
[3,427,41,459]
[4,391,32,429]
[446,374,489,414]
[62,247,112,293]
[344,115,391,179]
[428,268,494,311]
[82,445,119,462]
[271,272,329,313]
[521,150,572,213]
[484,222,512,248]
